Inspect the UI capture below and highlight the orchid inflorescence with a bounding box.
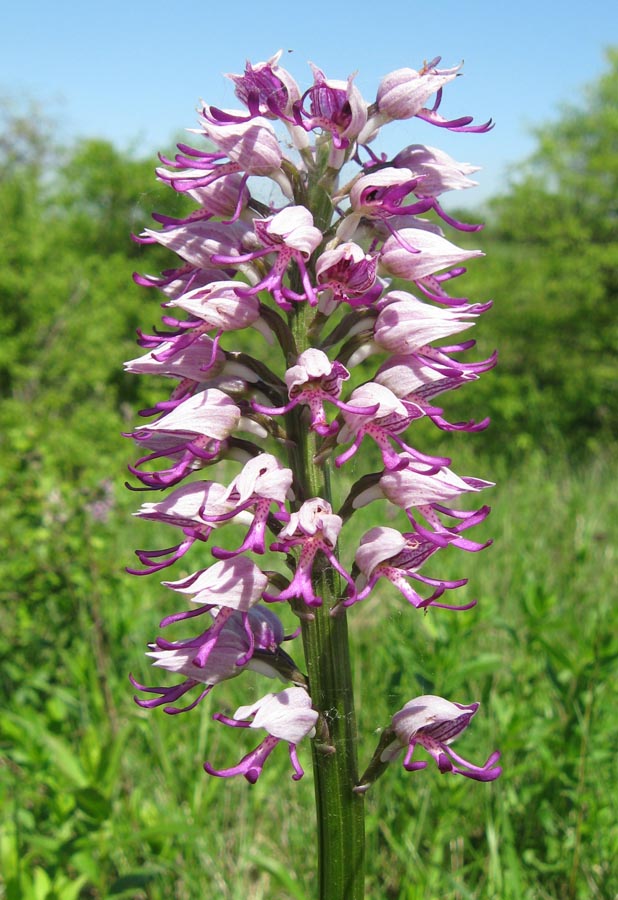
[126,51,501,789]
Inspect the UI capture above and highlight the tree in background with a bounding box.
[468,48,618,456]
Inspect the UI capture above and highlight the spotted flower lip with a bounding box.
[204,687,318,783]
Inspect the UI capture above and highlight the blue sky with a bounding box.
[2,0,617,206]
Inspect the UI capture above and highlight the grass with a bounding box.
[2,448,618,899]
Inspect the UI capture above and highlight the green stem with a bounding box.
[288,304,365,900]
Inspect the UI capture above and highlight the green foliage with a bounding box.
[3,451,617,900]
[455,47,618,457]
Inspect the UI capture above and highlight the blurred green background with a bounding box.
[1,52,617,900]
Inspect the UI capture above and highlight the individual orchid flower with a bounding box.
[209,51,302,122]
[124,335,228,417]
[336,168,430,241]
[357,58,462,145]
[124,335,225,381]
[131,282,265,391]
[268,498,355,606]
[362,57,493,136]
[373,291,488,355]
[154,279,268,367]
[151,172,251,226]
[388,695,502,779]
[212,51,311,152]
[165,279,264,333]
[296,65,368,153]
[335,382,449,471]
[374,353,490,433]
[159,556,270,668]
[131,606,299,715]
[252,349,376,436]
[376,60,463,122]
[136,219,254,270]
[212,206,323,310]
[315,242,380,308]
[196,116,285,175]
[346,525,476,611]
[128,388,241,488]
[355,695,502,791]
[356,150,484,233]
[345,458,492,548]
[392,144,480,195]
[204,687,318,783]
[378,459,493,510]
[379,226,484,281]
[155,116,289,214]
[127,479,239,575]
[203,453,293,558]
[379,459,493,547]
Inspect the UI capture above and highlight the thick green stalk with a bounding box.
[288,304,365,900]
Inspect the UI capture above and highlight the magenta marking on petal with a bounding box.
[164,686,213,715]
[159,604,213,629]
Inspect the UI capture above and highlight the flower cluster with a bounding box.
[127,51,500,786]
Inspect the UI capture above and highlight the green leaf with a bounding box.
[249,853,310,900]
